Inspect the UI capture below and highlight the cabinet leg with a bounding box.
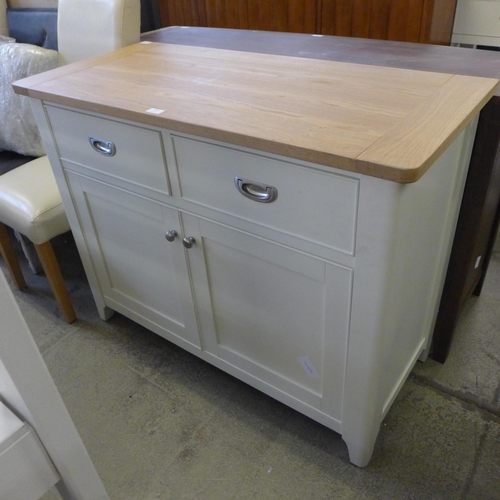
[343,437,377,468]
[98,305,114,321]
[343,423,380,468]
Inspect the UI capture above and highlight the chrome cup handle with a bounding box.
[234,177,278,203]
[89,137,116,157]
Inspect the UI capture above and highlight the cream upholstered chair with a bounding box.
[0,157,75,322]
[58,0,140,64]
[0,0,140,323]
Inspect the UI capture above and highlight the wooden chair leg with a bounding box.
[0,222,27,290]
[34,241,76,324]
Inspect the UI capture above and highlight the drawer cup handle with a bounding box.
[89,137,116,157]
[234,177,278,203]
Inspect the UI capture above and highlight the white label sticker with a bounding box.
[146,108,165,115]
[298,357,320,379]
[475,256,482,269]
[312,34,323,37]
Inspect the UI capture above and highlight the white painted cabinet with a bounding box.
[452,0,500,46]
[33,101,478,467]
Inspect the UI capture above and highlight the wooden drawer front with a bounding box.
[46,106,169,195]
[453,0,500,37]
[172,136,359,255]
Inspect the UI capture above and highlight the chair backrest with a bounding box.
[57,0,141,64]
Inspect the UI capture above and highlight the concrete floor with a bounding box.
[1,232,499,500]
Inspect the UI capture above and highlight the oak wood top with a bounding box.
[143,27,500,98]
[13,42,498,183]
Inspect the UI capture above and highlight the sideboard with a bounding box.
[141,27,500,363]
[13,41,497,466]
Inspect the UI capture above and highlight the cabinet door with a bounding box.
[66,172,201,349]
[183,214,352,420]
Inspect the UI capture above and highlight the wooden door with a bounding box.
[159,0,319,33]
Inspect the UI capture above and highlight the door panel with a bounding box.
[183,214,352,419]
[66,172,201,348]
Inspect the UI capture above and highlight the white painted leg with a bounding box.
[343,428,379,467]
[98,305,114,321]
[418,348,430,362]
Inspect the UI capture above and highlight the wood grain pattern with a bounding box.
[357,74,497,181]
[12,43,153,97]
[13,43,497,183]
[160,0,203,27]
[314,0,456,42]
[420,0,457,44]
[203,0,248,29]
[247,0,317,33]
[157,0,456,44]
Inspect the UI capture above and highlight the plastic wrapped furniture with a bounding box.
[0,43,60,158]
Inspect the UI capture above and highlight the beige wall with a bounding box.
[0,0,8,36]
[8,0,58,7]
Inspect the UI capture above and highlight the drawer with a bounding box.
[172,135,359,255]
[46,106,170,195]
[453,0,500,37]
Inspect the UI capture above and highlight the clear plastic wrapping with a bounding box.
[0,43,61,156]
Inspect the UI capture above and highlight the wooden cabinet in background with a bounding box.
[246,0,317,33]
[320,0,457,44]
[158,0,203,27]
[157,0,457,44]
[158,0,317,33]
